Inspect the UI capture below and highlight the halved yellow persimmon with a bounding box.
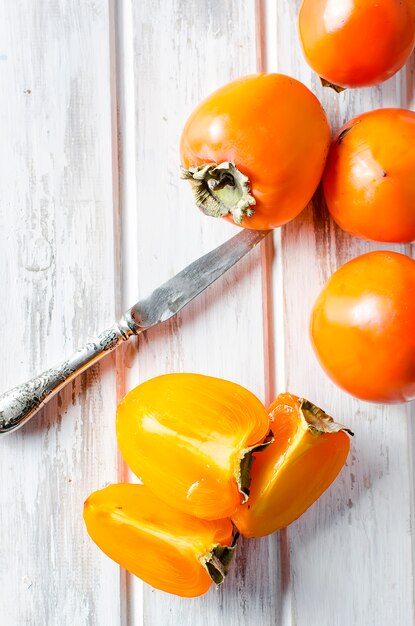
[83,484,236,598]
[116,374,270,520]
[232,393,352,538]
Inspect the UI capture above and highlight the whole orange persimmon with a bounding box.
[180,73,331,230]
[323,109,415,243]
[299,0,415,89]
[311,251,415,403]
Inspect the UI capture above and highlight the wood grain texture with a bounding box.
[0,1,122,624]
[2,1,415,625]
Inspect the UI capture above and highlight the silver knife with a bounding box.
[0,228,269,434]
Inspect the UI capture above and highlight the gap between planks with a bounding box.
[256,2,292,626]
[110,0,143,625]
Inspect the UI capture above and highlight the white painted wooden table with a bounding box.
[1,1,415,624]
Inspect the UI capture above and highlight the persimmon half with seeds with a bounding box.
[299,0,415,89]
[311,251,415,403]
[323,109,415,243]
[180,73,331,230]
[116,373,271,520]
[232,393,352,538]
[84,484,235,598]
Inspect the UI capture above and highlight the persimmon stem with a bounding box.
[236,431,274,501]
[299,398,354,436]
[201,541,238,587]
[180,161,256,225]
[320,77,346,93]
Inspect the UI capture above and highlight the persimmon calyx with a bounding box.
[236,432,274,503]
[299,398,354,436]
[200,533,239,587]
[180,162,256,225]
[320,77,346,94]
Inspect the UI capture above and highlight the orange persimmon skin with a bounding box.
[180,73,331,230]
[311,251,415,403]
[323,109,415,243]
[299,0,415,89]
[83,484,233,598]
[116,373,270,520]
[232,394,350,538]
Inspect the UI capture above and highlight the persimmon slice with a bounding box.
[84,484,235,598]
[232,393,352,538]
[116,374,270,520]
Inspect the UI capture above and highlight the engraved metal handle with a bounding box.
[0,229,269,434]
[0,314,139,434]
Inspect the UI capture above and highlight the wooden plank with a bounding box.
[270,1,415,623]
[116,0,284,624]
[0,1,122,624]
[3,1,411,623]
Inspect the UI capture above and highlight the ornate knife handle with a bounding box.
[0,315,139,435]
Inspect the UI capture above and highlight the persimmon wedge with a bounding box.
[84,484,235,598]
[116,374,270,520]
[232,393,352,538]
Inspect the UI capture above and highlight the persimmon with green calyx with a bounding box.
[84,484,237,598]
[299,0,415,90]
[116,373,271,520]
[311,251,415,403]
[232,393,352,538]
[180,73,331,230]
[323,109,415,243]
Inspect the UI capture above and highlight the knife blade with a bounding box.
[0,228,269,434]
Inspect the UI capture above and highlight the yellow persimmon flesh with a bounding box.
[116,373,270,520]
[232,393,352,538]
[83,483,235,598]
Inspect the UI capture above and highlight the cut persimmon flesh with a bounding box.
[116,373,270,520]
[84,483,235,598]
[232,393,352,538]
